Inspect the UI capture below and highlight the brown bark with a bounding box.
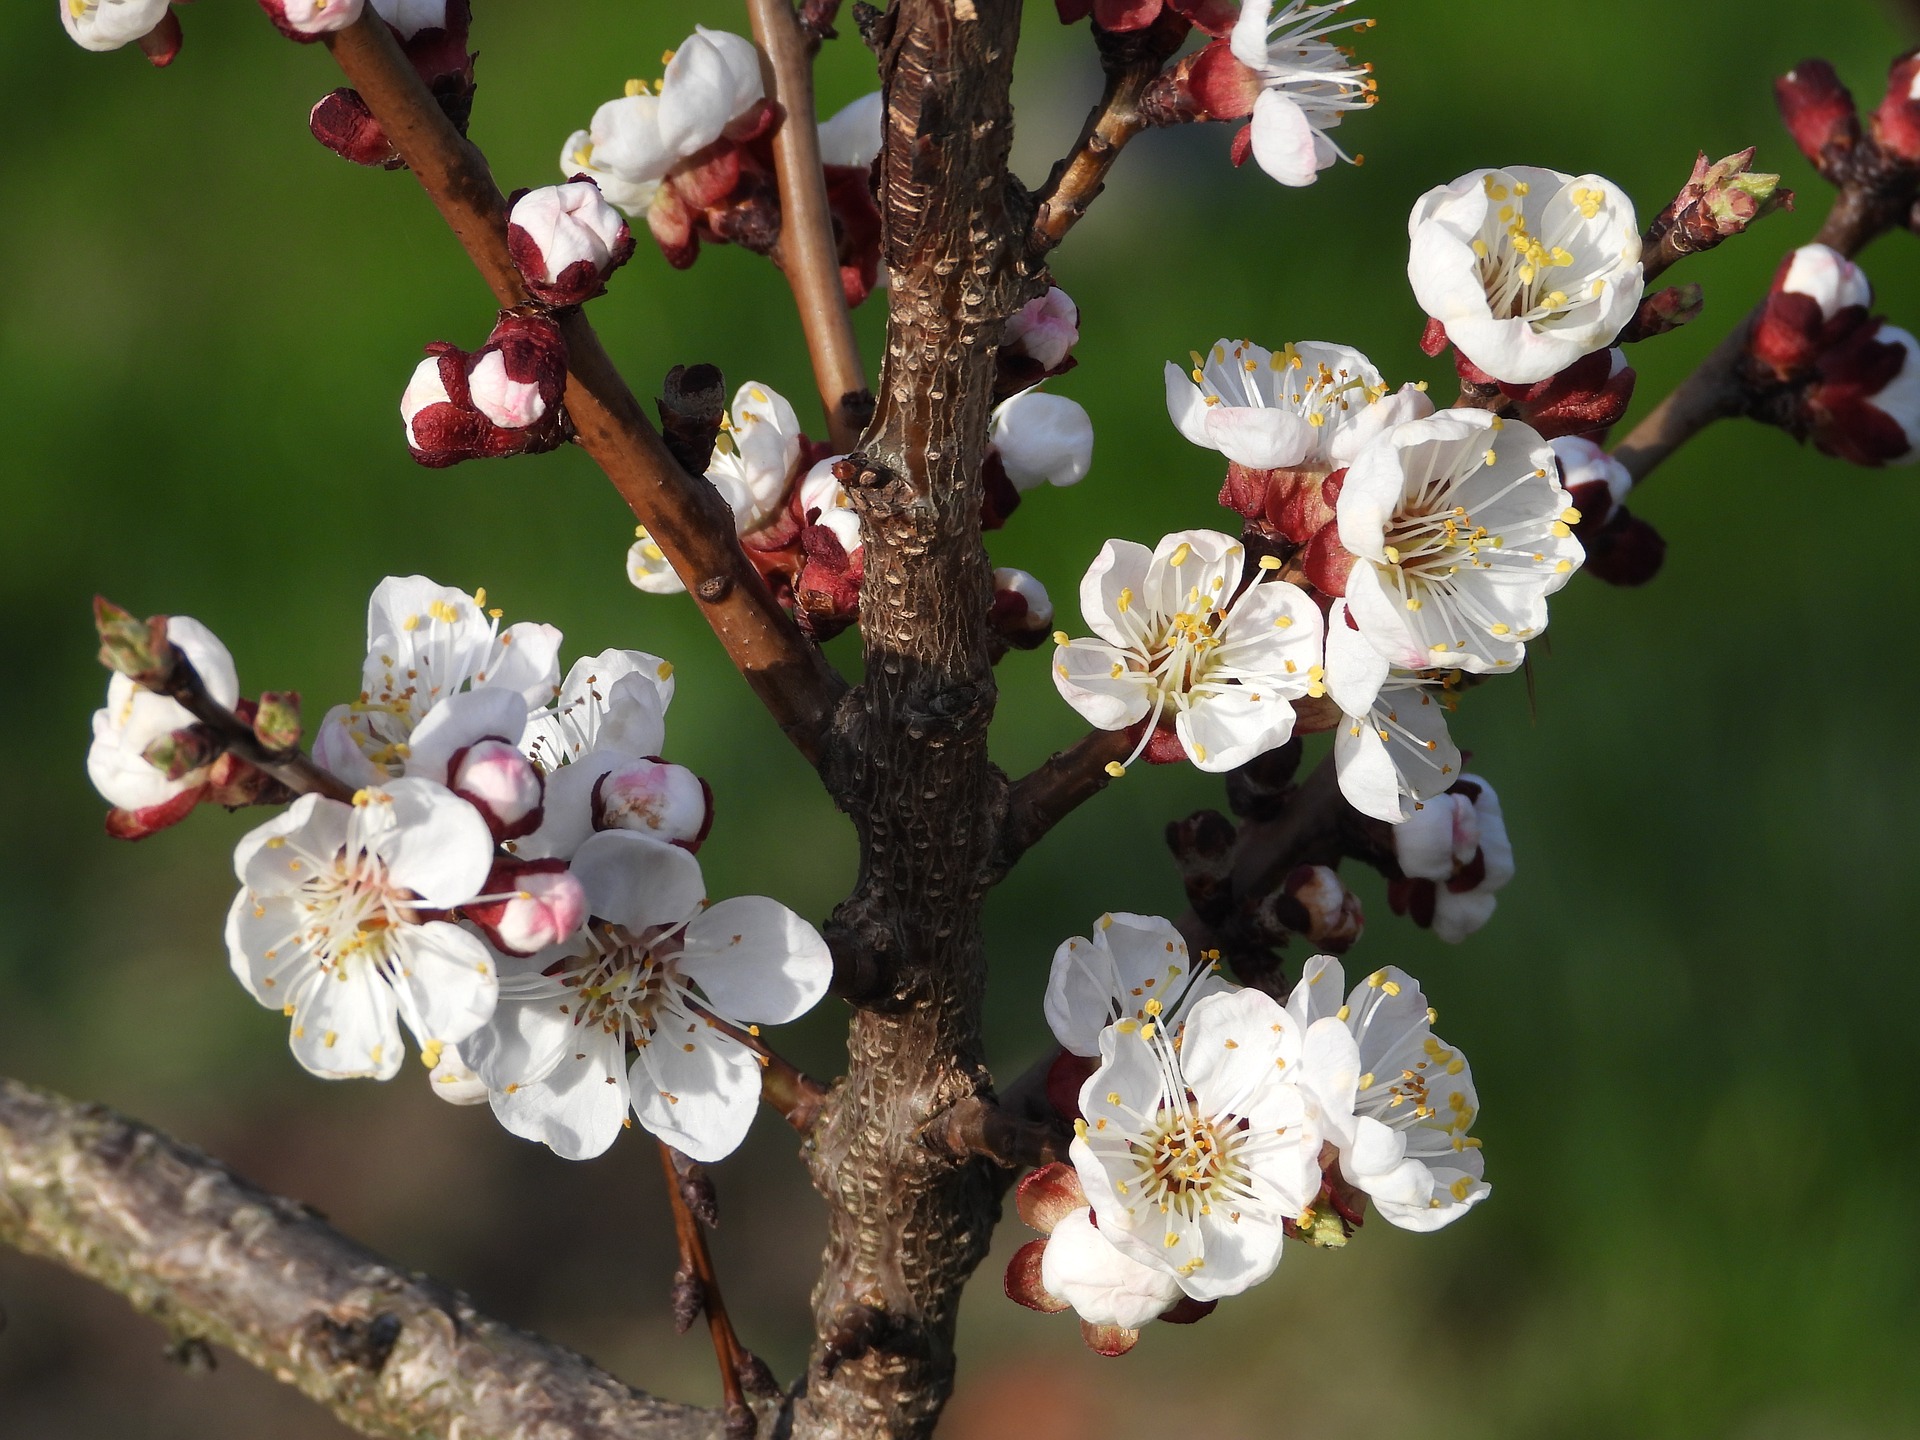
[0,1077,739,1440]
[793,3,1035,1435]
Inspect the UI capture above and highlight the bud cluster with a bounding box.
[401,314,570,468]
[308,2,476,169]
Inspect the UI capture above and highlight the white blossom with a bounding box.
[1392,775,1513,942]
[87,617,236,813]
[797,455,862,552]
[1550,434,1632,513]
[314,577,562,788]
[629,381,803,594]
[224,780,499,1081]
[1287,956,1489,1229]
[991,389,1094,491]
[1408,166,1642,384]
[60,0,171,51]
[1041,1208,1184,1330]
[1165,338,1431,471]
[1778,242,1871,319]
[817,90,884,170]
[1337,411,1581,674]
[1228,1,1378,188]
[1323,600,1460,824]
[1052,529,1325,774]
[1044,911,1228,1058]
[1005,288,1080,371]
[1071,988,1322,1301]
[463,831,831,1162]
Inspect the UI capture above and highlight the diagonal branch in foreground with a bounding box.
[322,16,844,762]
[0,1077,739,1440]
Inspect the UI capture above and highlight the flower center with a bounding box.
[551,923,688,1047]
[293,848,410,974]
[1472,175,1607,325]
[1132,1106,1250,1220]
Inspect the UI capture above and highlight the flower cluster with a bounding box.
[1745,243,1920,465]
[81,577,833,1164]
[1008,913,1484,1350]
[560,28,885,303]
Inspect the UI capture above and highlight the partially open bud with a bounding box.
[449,737,546,841]
[1387,775,1513,943]
[1775,59,1860,171]
[1551,435,1632,532]
[991,390,1094,491]
[1750,244,1873,379]
[252,690,302,751]
[1280,864,1364,953]
[998,288,1081,398]
[1873,49,1920,163]
[989,568,1054,651]
[509,180,637,306]
[62,0,179,61]
[258,0,363,41]
[591,757,714,851]
[1643,150,1790,274]
[464,858,587,956]
[1497,348,1635,442]
[1803,320,1920,466]
[402,314,569,467]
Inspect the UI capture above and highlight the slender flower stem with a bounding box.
[747,0,869,452]
[158,645,357,804]
[321,15,844,763]
[657,1142,755,1437]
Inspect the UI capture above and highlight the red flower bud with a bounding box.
[464,858,586,957]
[1498,348,1636,442]
[1775,59,1860,171]
[1874,50,1920,163]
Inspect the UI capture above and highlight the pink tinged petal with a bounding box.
[1005,1238,1070,1313]
[285,958,403,1082]
[1247,90,1324,188]
[569,830,705,931]
[1078,539,1155,650]
[1201,402,1314,469]
[679,895,832,1025]
[376,778,496,907]
[1042,1208,1185,1329]
[452,741,545,835]
[490,1039,629,1160]
[404,685,532,785]
[594,758,710,847]
[467,350,547,429]
[629,1028,762,1162]
[1052,641,1150,732]
[393,920,500,1047]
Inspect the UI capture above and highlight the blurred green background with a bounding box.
[5,1,1920,1436]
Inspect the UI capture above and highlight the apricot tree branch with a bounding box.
[0,1077,730,1440]
[657,1143,759,1439]
[921,1095,1069,1171]
[994,727,1135,876]
[160,643,358,804]
[322,15,845,762]
[748,0,869,451]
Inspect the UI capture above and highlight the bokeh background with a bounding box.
[5,1,1920,1435]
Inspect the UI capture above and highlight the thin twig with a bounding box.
[922,1094,1069,1171]
[993,727,1135,876]
[0,1077,732,1440]
[157,644,357,803]
[657,1143,756,1438]
[321,15,845,762]
[747,0,868,451]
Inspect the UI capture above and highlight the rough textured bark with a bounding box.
[794,3,1034,1435]
[0,1078,737,1440]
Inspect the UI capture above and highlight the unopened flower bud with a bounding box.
[252,690,302,751]
[465,858,586,956]
[1497,348,1635,442]
[1750,243,1873,379]
[1299,519,1356,596]
[1644,150,1790,277]
[1775,59,1860,170]
[794,515,864,641]
[62,0,179,62]
[591,757,714,851]
[1622,283,1704,343]
[1803,320,1920,466]
[93,598,170,682]
[142,725,221,782]
[1580,508,1666,587]
[1281,864,1364,952]
[508,180,637,306]
[448,737,546,840]
[402,314,569,467]
[988,568,1054,651]
[258,0,363,41]
[990,390,1094,491]
[310,88,403,169]
[1874,49,1920,163]
[1387,776,1513,943]
[1550,435,1632,531]
[998,287,1081,397]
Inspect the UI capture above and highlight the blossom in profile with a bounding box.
[1322,600,1459,824]
[1388,774,1513,942]
[1071,988,1323,1301]
[1287,956,1490,1229]
[1334,411,1583,674]
[87,617,238,823]
[1165,338,1429,471]
[462,831,831,1162]
[1408,166,1642,385]
[224,780,499,1080]
[1225,1,1378,188]
[1052,529,1325,774]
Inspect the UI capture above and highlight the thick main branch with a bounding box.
[324,16,844,760]
[0,1077,729,1440]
